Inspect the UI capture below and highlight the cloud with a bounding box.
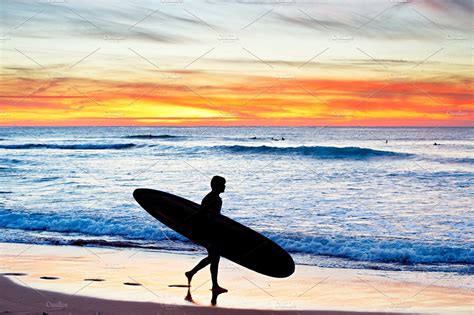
[419,0,473,15]
[274,11,352,31]
[2,1,471,126]
[2,74,472,126]
[273,3,470,41]
[2,1,202,44]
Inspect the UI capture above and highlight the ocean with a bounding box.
[0,127,472,275]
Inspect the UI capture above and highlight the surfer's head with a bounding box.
[211,176,226,193]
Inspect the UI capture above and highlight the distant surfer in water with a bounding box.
[185,176,228,293]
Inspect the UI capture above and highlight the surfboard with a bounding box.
[133,188,295,278]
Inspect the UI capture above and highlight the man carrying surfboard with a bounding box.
[185,176,228,293]
[133,178,294,291]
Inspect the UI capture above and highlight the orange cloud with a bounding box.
[0,74,472,126]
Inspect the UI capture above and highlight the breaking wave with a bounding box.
[213,145,410,159]
[0,143,137,150]
[123,134,183,139]
[1,209,471,268]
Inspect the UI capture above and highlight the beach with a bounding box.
[1,242,472,314]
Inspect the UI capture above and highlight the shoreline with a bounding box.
[1,242,473,314]
[1,276,323,315]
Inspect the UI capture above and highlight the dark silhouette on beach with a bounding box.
[133,184,294,283]
[185,176,228,293]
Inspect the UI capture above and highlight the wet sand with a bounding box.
[0,242,472,314]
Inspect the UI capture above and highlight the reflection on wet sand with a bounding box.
[184,287,227,306]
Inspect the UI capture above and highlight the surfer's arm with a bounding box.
[207,210,217,220]
[192,209,215,223]
[198,194,221,220]
[199,206,216,220]
[196,201,211,220]
[196,205,207,216]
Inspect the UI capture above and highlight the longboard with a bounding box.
[133,188,295,278]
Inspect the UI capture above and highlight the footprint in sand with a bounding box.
[123,282,142,286]
[2,272,28,276]
[40,276,60,280]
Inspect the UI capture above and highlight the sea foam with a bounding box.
[1,209,471,266]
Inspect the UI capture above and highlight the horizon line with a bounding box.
[1,125,472,128]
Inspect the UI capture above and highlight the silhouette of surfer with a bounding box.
[185,176,228,293]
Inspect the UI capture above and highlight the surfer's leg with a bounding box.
[185,255,211,284]
[210,254,220,286]
[210,254,227,292]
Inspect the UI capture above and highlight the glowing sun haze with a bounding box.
[0,0,472,126]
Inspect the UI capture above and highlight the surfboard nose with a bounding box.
[132,188,142,199]
[133,188,156,207]
[133,188,152,201]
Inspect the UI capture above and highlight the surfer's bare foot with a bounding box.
[185,271,193,285]
[211,285,228,293]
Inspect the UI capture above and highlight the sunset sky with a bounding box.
[1,0,472,126]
